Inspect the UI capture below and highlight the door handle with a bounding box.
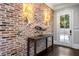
[70,30,72,35]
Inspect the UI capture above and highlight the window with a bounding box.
[60,14,69,28]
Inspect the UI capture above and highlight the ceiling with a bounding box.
[46,3,79,10]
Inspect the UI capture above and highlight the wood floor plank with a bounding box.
[45,45,79,56]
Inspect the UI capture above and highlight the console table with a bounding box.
[27,34,53,56]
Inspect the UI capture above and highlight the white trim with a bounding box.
[71,9,74,48]
[56,9,73,47]
[74,30,79,31]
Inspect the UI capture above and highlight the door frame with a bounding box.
[56,9,74,47]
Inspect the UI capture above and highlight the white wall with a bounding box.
[73,5,79,44]
[54,4,79,49]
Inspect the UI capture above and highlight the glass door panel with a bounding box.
[60,14,70,43]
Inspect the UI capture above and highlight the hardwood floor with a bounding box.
[38,45,79,56]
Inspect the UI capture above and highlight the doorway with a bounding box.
[57,9,73,47]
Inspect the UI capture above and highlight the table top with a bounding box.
[28,34,53,40]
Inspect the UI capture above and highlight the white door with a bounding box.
[57,9,73,47]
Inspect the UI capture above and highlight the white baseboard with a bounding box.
[54,41,79,49]
[72,44,79,49]
[54,41,63,46]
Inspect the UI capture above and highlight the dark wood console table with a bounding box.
[27,34,53,56]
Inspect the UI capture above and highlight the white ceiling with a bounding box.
[46,3,64,9]
[46,3,79,10]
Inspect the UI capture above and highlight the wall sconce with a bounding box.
[22,3,34,23]
[43,9,50,27]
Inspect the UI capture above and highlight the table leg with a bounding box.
[46,37,48,49]
[52,36,53,47]
[34,40,37,56]
[27,38,30,56]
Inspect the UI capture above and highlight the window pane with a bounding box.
[64,15,69,28]
[60,15,65,28]
[60,14,69,28]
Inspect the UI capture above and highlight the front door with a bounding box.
[57,9,73,47]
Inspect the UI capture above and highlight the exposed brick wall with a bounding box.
[0,3,54,56]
